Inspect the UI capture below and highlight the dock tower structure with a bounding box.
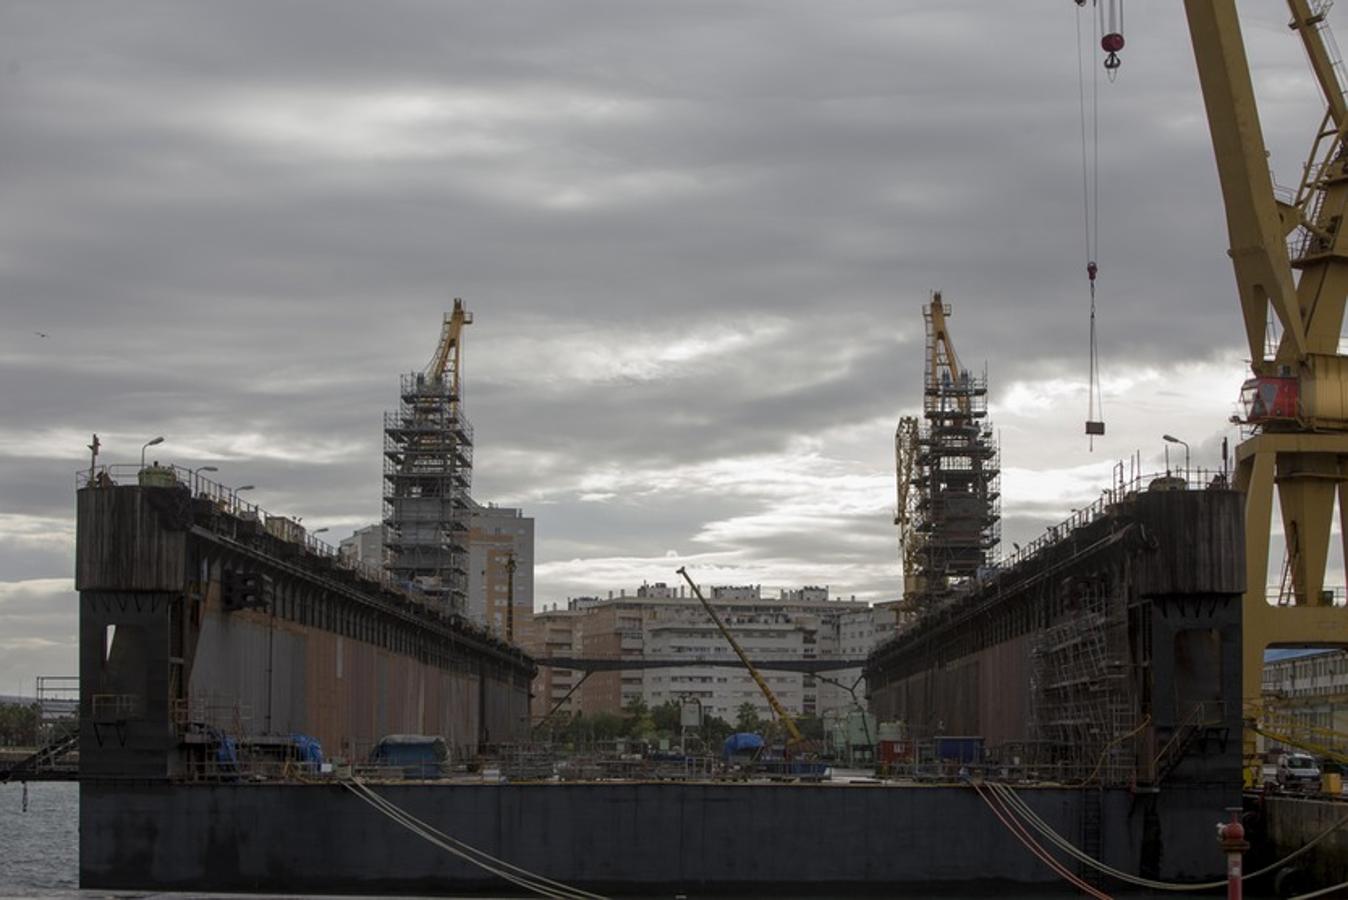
[383,300,475,613]
[896,293,1000,613]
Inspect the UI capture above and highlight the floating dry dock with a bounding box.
[73,468,1250,893]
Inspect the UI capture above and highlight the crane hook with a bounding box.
[1102,33,1124,71]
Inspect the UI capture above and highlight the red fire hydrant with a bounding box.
[1217,808,1250,900]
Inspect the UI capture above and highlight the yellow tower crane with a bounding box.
[1162,0,1348,772]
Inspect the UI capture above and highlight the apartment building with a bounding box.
[465,503,535,641]
[524,582,888,725]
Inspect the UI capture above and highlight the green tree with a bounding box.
[0,702,40,747]
[621,697,654,739]
[590,711,626,741]
[735,702,762,733]
[795,714,825,742]
[651,700,682,736]
[702,714,734,748]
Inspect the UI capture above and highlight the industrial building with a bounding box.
[1261,648,1348,757]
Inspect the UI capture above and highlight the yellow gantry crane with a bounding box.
[1177,0,1348,768]
[1246,700,1348,770]
[676,566,805,747]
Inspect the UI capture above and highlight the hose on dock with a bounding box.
[342,778,607,900]
[1290,877,1348,899]
[982,779,1348,893]
[971,778,1113,898]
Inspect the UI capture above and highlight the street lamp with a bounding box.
[1163,434,1190,482]
[140,436,164,468]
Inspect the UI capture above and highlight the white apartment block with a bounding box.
[338,524,384,569]
[525,582,891,724]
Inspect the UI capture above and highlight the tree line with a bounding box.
[537,698,826,752]
[0,702,41,747]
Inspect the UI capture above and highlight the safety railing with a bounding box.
[994,466,1232,574]
[80,463,413,598]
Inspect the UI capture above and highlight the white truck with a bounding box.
[1276,752,1321,792]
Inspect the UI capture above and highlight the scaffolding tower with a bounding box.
[382,301,475,613]
[1029,580,1135,784]
[900,293,1001,610]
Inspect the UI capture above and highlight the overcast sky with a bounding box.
[1,2,1338,691]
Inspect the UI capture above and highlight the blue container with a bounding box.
[933,735,983,764]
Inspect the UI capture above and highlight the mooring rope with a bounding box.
[1290,877,1348,899]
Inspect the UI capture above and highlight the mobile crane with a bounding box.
[675,566,806,749]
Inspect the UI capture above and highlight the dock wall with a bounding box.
[1263,795,1348,888]
[76,483,534,778]
[80,780,1234,893]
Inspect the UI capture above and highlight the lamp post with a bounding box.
[1163,434,1190,482]
[140,436,164,468]
[235,484,255,515]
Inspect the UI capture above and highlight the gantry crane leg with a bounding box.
[1234,434,1348,784]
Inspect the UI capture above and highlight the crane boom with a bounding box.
[1184,1,1306,368]
[675,567,805,746]
[425,298,473,396]
[925,293,970,416]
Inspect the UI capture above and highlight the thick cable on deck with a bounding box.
[343,778,606,900]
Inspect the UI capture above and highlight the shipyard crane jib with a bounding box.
[675,566,805,747]
[425,298,473,396]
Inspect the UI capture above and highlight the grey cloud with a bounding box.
[0,2,1336,661]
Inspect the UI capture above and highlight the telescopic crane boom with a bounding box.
[676,567,805,746]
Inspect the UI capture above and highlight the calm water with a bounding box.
[0,781,78,897]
